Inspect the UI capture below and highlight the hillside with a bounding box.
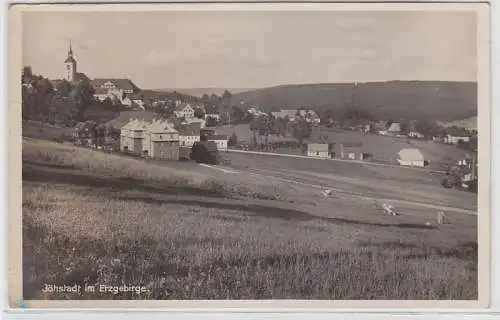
[155,88,254,98]
[232,81,477,122]
[141,90,200,103]
[438,116,477,130]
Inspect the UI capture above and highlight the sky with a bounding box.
[22,10,477,89]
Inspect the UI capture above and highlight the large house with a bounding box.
[178,122,201,148]
[91,78,143,108]
[397,148,426,167]
[174,103,195,119]
[120,118,149,155]
[144,119,180,160]
[120,118,180,160]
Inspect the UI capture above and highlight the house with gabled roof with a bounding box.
[122,118,149,155]
[178,122,201,148]
[173,103,195,119]
[144,119,180,160]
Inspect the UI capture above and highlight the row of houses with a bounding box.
[306,142,366,161]
[119,118,229,160]
[271,107,321,124]
[305,142,427,167]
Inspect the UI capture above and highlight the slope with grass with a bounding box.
[22,138,478,300]
[232,81,477,121]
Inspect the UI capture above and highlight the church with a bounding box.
[52,42,145,109]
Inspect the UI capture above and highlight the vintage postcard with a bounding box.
[7,1,491,310]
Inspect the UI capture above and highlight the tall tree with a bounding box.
[194,108,205,119]
[56,79,72,97]
[230,106,245,123]
[69,80,95,121]
[292,117,311,146]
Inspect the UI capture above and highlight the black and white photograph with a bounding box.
[9,2,490,307]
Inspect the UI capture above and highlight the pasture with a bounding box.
[215,124,470,169]
[22,138,477,300]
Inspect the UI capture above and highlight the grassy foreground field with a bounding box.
[22,138,477,300]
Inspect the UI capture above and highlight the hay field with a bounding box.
[22,138,477,300]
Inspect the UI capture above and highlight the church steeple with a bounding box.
[64,40,77,82]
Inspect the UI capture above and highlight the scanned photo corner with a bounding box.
[5,1,492,310]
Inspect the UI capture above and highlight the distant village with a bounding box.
[22,43,478,169]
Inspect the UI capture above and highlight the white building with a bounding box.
[178,123,201,148]
[174,103,195,119]
[306,143,329,158]
[444,135,471,145]
[205,113,221,121]
[397,148,426,167]
[207,135,229,151]
[408,131,425,139]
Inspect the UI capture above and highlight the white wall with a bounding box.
[307,151,329,158]
[179,135,200,147]
[398,159,425,167]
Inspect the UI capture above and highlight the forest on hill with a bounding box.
[231,81,477,122]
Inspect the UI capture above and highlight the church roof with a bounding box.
[74,72,90,83]
[64,56,76,64]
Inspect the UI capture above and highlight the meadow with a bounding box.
[22,138,478,300]
[215,124,470,169]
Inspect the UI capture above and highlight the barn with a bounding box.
[397,148,426,167]
[306,143,329,158]
[331,142,364,160]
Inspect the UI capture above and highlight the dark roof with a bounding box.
[178,123,201,136]
[174,103,192,112]
[94,88,108,95]
[64,56,76,64]
[75,72,90,83]
[207,135,229,141]
[129,92,145,100]
[90,78,141,92]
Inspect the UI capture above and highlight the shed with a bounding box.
[397,148,425,167]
